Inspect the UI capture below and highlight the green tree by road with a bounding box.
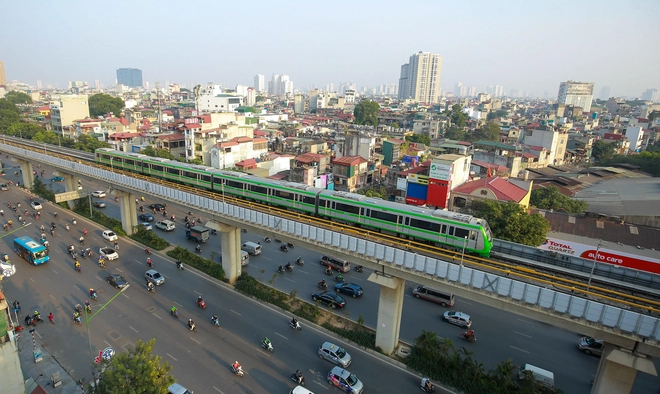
[465,200,550,246]
[90,339,174,394]
[89,93,125,118]
[531,186,588,213]
[353,100,379,126]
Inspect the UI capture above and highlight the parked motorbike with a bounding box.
[290,372,306,386]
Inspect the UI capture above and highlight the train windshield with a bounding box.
[483,221,493,242]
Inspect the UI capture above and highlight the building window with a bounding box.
[480,189,488,196]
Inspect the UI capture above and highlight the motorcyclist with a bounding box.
[422,377,433,392]
[324,267,332,275]
[465,329,475,339]
[264,236,270,242]
[188,319,195,330]
[75,260,81,271]
[336,273,343,281]
[263,337,271,347]
[295,369,303,382]
[195,244,201,252]
[146,281,154,291]
[296,256,302,264]
[211,314,219,324]
[34,311,41,321]
[79,236,85,245]
[233,361,241,372]
[318,279,327,288]
[25,314,33,325]
[280,244,287,251]
[176,260,183,269]
[277,264,284,272]
[197,295,204,306]
[84,300,91,312]
[171,306,177,315]
[291,317,298,327]
[145,247,151,254]
[89,288,96,298]
[147,257,153,267]
[285,262,292,270]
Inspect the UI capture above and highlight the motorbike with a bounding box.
[460,332,476,343]
[285,264,293,272]
[145,248,152,255]
[75,264,81,272]
[231,365,244,377]
[25,316,36,326]
[73,315,82,325]
[354,265,364,273]
[34,313,44,323]
[211,317,220,327]
[295,258,304,266]
[188,322,197,332]
[72,219,77,225]
[146,284,155,293]
[276,266,285,273]
[195,246,202,253]
[65,224,70,231]
[317,281,328,290]
[290,373,306,386]
[261,340,274,352]
[147,259,154,268]
[264,236,271,243]
[196,299,206,309]
[289,320,302,331]
[280,245,288,252]
[171,309,179,318]
[176,261,184,270]
[90,291,98,301]
[287,243,295,249]
[85,304,92,313]
[334,275,345,283]
[324,268,333,276]
[420,378,435,393]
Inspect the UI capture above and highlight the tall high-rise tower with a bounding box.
[116,68,143,88]
[557,81,594,111]
[254,74,265,92]
[0,60,6,86]
[397,52,442,103]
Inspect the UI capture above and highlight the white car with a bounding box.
[102,230,118,242]
[92,191,106,198]
[30,201,43,211]
[99,247,119,261]
[139,222,153,231]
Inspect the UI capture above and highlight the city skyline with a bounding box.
[1,0,659,97]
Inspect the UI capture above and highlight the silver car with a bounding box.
[579,337,603,357]
[327,366,364,394]
[145,269,165,285]
[318,341,352,368]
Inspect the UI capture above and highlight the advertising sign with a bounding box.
[407,174,428,185]
[429,161,451,181]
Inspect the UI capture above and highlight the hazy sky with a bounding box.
[2,0,659,97]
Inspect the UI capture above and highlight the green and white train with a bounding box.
[95,148,493,256]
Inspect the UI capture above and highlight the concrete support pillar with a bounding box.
[55,172,77,209]
[15,159,34,189]
[112,189,138,235]
[368,272,405,355]
[205,221,241,283]
[592,343,657,394]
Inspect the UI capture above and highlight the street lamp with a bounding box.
[460,236,468,266]
[586,240,603,292]
[85,285,130,375]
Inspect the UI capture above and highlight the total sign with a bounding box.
[429,161,451,181]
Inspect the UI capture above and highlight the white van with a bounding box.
[241,241,262,256]
[518,364,554,388]
[168,383,193,394]
[289,386,314,394]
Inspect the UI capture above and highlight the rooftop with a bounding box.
[453,176,528,203]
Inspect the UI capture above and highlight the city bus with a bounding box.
[14,236,50,265]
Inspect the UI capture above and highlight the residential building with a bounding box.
[332,155,369,192]
[521,126,567,165]
[0,60,5,86]
[198,93,243,112]
[557,80,594,112]
[344,89,356,104]
[382,138,404,166]
[209,136,268,169]
[294,93,305,114]
[268,74,294,96]
[245,88,256,106]
[427,155,472,209]
[467,86,476,97]
[116,68,143,87]
[642,88,660,103]
[50,94,90,138]
[450,176,532,210]
[412,117,444,140]
[454,82,464,97]
[254,74,265,92]
[625,126,644,152]
[397,52,442,103]
[0,292,25,394]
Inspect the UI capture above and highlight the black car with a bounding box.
[106,274,129,289]
[148,203,166,211]
[334,283,364,298]
[312,291,347,309]
[139,213,154,222]
[93,201,106,208]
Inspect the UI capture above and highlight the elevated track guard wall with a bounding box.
[4,143,660,343]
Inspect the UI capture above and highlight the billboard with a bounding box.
[407,174,428,185]
[405,182,427,205]
[539,237,660,275]
[429,161,452,181]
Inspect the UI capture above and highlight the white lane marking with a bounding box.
[404,294,413,298]
[230,310,241,316]
[462,301,473,306]
[285,278,295,283]
[313,380,330,390]
[167,353,178,361]
[190,337,201,345]
[275,332,288,340]
[52,269,58,274]
[514,331,532,338]
[517,318,534,325]
[116,268,123,273]
[96,276,103,282]
[194,290,202,296]
[174,301,182,307]
[35,330,42,339]
[163,274,169,279]
[30,277,35,282]
[104,340,112,348]
[129,326,138,333]
[122,293,130,299]
[510,346,529,354]
[153,314,162,320]
[298,269,309,274]
[262,257,272,261]
[50,295,56,300]
[212,386,225,393]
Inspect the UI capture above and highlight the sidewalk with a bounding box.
[17,326,83,394]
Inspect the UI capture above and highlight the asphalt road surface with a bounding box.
[1,159,658,393]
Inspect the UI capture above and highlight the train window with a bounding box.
[410,219,441,232]
[370,210,397,223]
[168,167,179,175]
[319,199,329,209]
[448,226,455,236]
[251,185,267,195]
[398,216,403,225]
[441,224,447,234]
[470,230,477,240]
[125,159,134,166]
[404,217,410,226]
[454,228,469,239]
[302,196,316,205]
[225,180,243,189]
[184,171,197,179]
[275,190,293,200]
[101,154,110,161]
[152,165,163,172]
[201,175,211,183]
[336,203,359,215]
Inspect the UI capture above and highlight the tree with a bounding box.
[472,122,500,142]
[74,134,112,152]
[466,200,550,246]
[405,133,431,146]
[4,91,33,105]
[0,99,21,130]
[89,93,125,118]
[487,109,508,121]
[353,100,379,126]
[450,104,468,128]
[357,186,388,199]
[91,339,174,394]
[591,139,615,161]
[444,126,467,141]
[140,146,157,157]
[6,123,44,139]
[391,122,400,129]
[531,186,588,213]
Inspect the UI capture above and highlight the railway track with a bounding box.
[3,137,659,315]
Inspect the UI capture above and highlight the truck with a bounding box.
[185,226,209,243]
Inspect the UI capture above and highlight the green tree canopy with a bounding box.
[353,100,380,126]
[465,200,550,246]
[444,126,467,141]
[471,122,500,142]
[530,186,588,213]
[0,99,21,130]
[391,122,400,129]
[6,123,44,139]
[74,134,111,152]
[598,150,660,177]
[591,139,616,161]
[91,339,174,394]
[140,146,175,160]
[487,109,508,121]
[4,91,33,105]
[405,133,431,146]
[357,186,388,199]
[450,104,468,128]
[89,93,125,118]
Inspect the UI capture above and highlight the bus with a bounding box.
[14,236,50,265]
